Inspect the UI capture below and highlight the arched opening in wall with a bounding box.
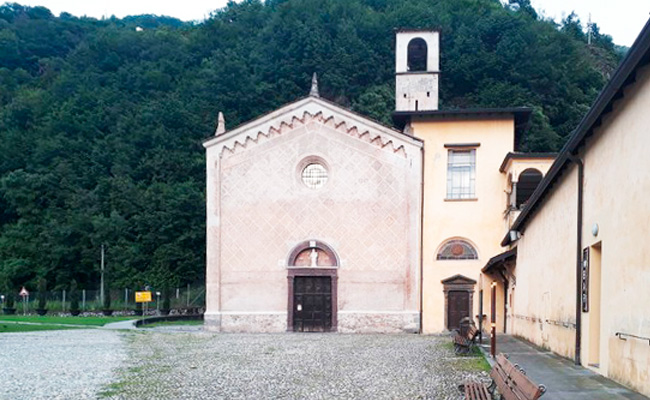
[287,240,338,332]
[407,38,427,71]
[436,239,479,260]
[516,168,543,208]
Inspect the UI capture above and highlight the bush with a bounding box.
[69,280,80,315]
[37,277,47,310]
[103,288,111,310]
[4,291,14,308]
[162,287,171,310]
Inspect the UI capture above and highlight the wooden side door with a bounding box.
[448,290,470,331]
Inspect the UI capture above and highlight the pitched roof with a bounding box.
[502,18,650,246]
[482,248,517,273]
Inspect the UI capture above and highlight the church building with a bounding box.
[203,29,545,334]
[202,71,423,333]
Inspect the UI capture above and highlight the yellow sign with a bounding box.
[135,291,152,303]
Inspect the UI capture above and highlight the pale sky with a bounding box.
[13,0,650,46]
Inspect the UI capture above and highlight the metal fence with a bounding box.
[0,284,205,313]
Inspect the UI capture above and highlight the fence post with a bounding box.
[176,288,179,299]
[62,289,66,312]
[124,288,128,311]
[187,284,190,307]
[82,290,86,311]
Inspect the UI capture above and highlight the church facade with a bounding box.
[203,86,423,333]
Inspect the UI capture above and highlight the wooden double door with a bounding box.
[292,276,332,332]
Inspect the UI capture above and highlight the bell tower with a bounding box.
[395,30,440,112]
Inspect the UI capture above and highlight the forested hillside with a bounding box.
[0,0,623,293]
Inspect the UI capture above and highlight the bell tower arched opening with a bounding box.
[407,38,428,71]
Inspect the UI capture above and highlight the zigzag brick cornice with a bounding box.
[203,97,422,159]
[220,110,408,158]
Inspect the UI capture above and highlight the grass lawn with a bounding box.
[443,341,491,372]
[140,320,203,328]
[0,322,81,333]
[0,315,136,332]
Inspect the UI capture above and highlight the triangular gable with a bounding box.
[441,274,477,285]
[202,96,423,158]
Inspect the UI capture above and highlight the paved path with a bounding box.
[102,319,138,330]
[0,329,126,399]
[484,334,648,400]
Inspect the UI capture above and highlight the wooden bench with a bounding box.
[460,353,546,400]
[453,324,480,354]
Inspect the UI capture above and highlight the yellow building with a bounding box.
[491,18,650,397]
[392,29,553,334]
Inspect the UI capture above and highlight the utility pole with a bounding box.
[100,244,105,305]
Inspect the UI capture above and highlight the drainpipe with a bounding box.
[568,155,583,366]
[418,144,425,334]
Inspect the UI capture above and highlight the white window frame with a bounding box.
[446,149,476,200]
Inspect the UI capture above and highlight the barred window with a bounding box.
[301,163,328,189]
[437,240,478,260]
[447,149,476,199]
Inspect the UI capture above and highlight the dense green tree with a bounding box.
[0,0,624,290]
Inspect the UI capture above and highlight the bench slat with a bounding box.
[453,325,479,355]
[492,354,545,400]
[464,383,491,400]
[510,372,544,399]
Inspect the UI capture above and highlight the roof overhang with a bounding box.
[392,107,532,149]
[482,248,517,274]
[499,152,558,173]
[394,28,441,34]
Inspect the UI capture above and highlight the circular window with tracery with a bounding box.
[301,163,328,189]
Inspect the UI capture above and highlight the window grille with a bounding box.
[301,163,328,189]
[447,149,476,199]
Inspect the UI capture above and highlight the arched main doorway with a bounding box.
[287,240,338,332]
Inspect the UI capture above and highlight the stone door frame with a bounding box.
[441,274,477,331]
[287,268,338,332]
[287,240,339,332]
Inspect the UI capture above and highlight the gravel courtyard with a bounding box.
[0,329,126,400]
[102,331,489,399]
